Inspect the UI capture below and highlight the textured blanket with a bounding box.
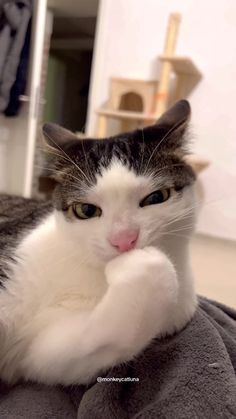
[0,195,236,418]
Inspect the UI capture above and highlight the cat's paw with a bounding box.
[105,246,178,295]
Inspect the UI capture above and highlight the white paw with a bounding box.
[105,246,178,296]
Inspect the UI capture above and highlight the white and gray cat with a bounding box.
[0,100,197,385]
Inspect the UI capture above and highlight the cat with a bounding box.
[0,100,197,386]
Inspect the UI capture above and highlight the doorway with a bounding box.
[43,12,98,133]
[0,0,99,198]
[37,0,99,196]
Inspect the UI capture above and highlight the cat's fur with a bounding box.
[0,100,197,385]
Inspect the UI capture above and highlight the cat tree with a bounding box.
[96,13,202,137]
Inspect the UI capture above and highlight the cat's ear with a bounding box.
[185,155,210,174]
[156,99,190,130]
[142,100,191,152]
[42,123,78,150]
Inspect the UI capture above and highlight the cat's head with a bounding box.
[43,100,196,265]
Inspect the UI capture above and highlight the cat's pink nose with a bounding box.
[109,229,139,252]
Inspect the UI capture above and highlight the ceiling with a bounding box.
[48,0,99,18]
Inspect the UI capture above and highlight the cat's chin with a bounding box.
[92,247,141,267]
[94,246,154,268]
[87,251,118,268]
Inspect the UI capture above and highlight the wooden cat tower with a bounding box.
[96,13,202,137]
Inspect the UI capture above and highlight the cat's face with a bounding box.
[43,100,196,265]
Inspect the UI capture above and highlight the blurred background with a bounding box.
[0,0,236,306]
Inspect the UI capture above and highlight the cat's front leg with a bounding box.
[21,247,178,385]
[102,246,179,350]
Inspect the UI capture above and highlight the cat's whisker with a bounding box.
[147,224,192,244]
[36,152,87,185]
[140,128,145,173]
[151,162,187,178]
[157,198,213,228]
[81,139,94,185]
[38,147,80,167]
[34,165,84,185]
[38,143,95,187]
[163,201,209,226]
[159,216,194,231]
[148,223,194,243]
[161,209,196,225]
[163,225,195,234]
[160,231,192,240]
[144,117,187,175]
[42,132,91,184]
[157,195,226,231]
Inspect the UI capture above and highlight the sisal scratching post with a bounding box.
[154,13,181,118]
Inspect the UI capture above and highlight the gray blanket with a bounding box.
[0,298,236,418]
[0,195,236,418]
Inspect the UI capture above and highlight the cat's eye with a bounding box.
[140,189,170,207]
[72,203,102,219]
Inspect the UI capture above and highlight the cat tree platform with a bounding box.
[159,56,201,76]
[97,109,157,122]
[96,55,202,137]
[95,13,202,138]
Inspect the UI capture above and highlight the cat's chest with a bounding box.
[47,265,108,310]
[39,258,107,307]
[5,212,110,315]
[11,233,108,313]
[10,258,107,316]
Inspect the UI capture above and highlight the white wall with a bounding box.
[0,119,8,191]
[87,0,236,241]
[0,114,28,194]
[0,4,52,197]
[191,235,236,308]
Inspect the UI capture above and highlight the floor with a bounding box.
[190,234,236,308]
